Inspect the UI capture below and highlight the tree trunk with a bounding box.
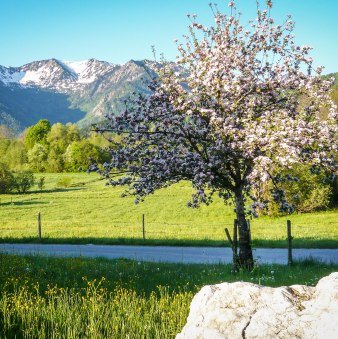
[235,189,254,270]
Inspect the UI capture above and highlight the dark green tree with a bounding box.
[13,171,35,193]
[0,163,15,193]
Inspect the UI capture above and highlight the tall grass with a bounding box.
[0,281,191,339]
[0,253,337,338]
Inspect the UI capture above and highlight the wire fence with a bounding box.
[0,196,337,244]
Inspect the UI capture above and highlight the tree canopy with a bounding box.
[0,120,110,174]
[25,119,51,149]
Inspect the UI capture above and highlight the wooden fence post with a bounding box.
[233,219,238,264]
[287,220,293,265]
[37,212,42,241]
[142,214,145,240]
[224,228,233,247]
[225,220,239,270]
[246,219,252,245]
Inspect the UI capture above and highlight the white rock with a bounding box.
[176,272,338,339]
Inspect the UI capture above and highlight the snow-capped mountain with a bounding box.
[0,58,157,132]
[62,59,117,85]
[0,58,119,89]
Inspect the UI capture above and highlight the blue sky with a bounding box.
[1,0,337,73]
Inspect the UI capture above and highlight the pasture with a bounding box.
[0,173,337,248]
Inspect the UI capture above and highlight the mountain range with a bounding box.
[0,58,158,132]
[0,59,337,133]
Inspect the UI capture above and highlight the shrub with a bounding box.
[257,165,332,215]
[330,176,338,207]
[13,170,35,193]
[57,177,72,188]
[37,177,45,191]
[0,163,15,193]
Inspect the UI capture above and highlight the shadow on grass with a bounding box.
[0,187,86,202]
[0,200,50,206]
[0,236,337,249]
[30,187,86,194]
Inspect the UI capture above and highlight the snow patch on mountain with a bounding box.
[0,66,25,85]
[20,64,60,86]
[61,59,117,84]
[62,60,89,75]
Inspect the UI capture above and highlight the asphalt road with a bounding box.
[0,243,337,264]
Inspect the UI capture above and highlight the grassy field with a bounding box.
[0,253,337,338]
[0,172,337,248]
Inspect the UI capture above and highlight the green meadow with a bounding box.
[0,172,337,248]
[0,253,337,338]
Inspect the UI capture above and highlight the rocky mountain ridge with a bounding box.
[0,59,336,134]
[0,58,158,132]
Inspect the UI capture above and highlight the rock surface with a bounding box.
[176,272,338,339]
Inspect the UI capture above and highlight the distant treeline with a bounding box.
[0,119,111,173]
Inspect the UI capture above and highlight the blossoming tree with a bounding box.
[95,1,337,268]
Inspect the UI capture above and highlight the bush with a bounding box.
[57,177,72,188]
[0,163,15,193]
[257,165,332,216]
[37,177,45,191]
[13,171,35,194]
[331,176,338,207]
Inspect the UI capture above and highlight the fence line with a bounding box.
[0,203,337,246]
